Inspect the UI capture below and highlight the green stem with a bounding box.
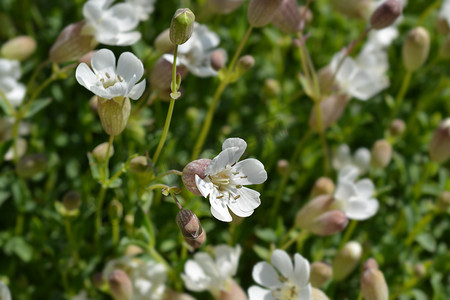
[281,230,309,251]
[64,218,79,263]
[405,211,435,246]
[112,219,119,247]
[95,186,107,244]
[314,97,330,174]
[155,169,183,180]
[412,161,434,200]
[339,219,358,250]
[146,183,169,192]
[191,26,253,160]
[391,71,412,119]
[103,135,114,181]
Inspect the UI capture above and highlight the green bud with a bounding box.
[310,262,333,288]
[429,118,450,163]
[129,156,152,174]
[62,190,82,211]
[16,153,47,178]
[170,8,195,45]
[236,55,255,74]
[389,119,406,136]
[97,97,131,136]
[311,177,335,198]
[437,191,450,211]
[361,268,389,300]
[92,142,114,163]
[1,36,36,61]
[332,241,362,281]
[402,26,430,72]
[371,139,392,168]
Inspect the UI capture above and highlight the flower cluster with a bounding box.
[0,59,26,107]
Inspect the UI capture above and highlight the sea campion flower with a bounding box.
[182,244,241,297]
[332,144,371,176]
[125,0,156,21]
[0,58,26,107]
[194,138,268,222]
[163,23,224,77]
[248,249,312,300]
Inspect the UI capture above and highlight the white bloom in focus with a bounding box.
[248,249,312,300]
[125,0,156,21]
[163,23,223,77]
[76,48,145,102]
[182,244,241,297]
[334,166,379,220]
[195,138,268,222]
[0,59,26,107]
[103,256,167,300]
[332,144,371,175]
[82,0,141,46]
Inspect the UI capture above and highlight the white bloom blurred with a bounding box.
[163,23,223,77]
[439,0,450,28]
[332,144,371,176]
[334,166,379,220]
[0,281,11,300]
[103,256,167,300]
[71,290,90,300]
[367,26,398,48]
[125,0,156,21]
[0,59,26,107]
[182,244,241,297]
[195,138,268,222]
[248,249,312,300]
[82,0,141,46]
[75,48,145,101]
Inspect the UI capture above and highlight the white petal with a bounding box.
[354,147,371,174]
[333,144,352,170]
[271,249,294,279]
[338,165,359,182]
[252,262,282,288]
[75,63,97,90]
[107,3,139,31]
[334,180,357,202]
[113,31,142,46]
[210,201,232,222]
[297,284,313,300]
[91,49,116,76]
[234,158,267,185]
[222,137,246,155]
[182,261,209,292]
[355,179,375,198]
[235,187,261,213]
[128,80,146,100]
[345,197,379,220]
[117,52,144,83]
[194,252,221,280]
[214,245,240,277]
[248,286,274,300]
[195,175,213,198]
[227,200,254,218]
[292,253,310,287]
[205,147,239,175]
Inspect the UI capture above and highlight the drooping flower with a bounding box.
[181,244,241,297]
[248,249,312,300]
[194,138,268,222]
[332,144,371,176]
[125,0,156,21]
[163,23,224,77]
[0,58,26,107]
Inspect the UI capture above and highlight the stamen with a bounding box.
[234,195,240,200]
[232,172,239,175]
[236,185,242,188]
[117,75,123,82]
[240,176,248,179]
[105,72,111,79]
[231,162,237,167]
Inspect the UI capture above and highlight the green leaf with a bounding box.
[108,177,122,188]
[0,140,13,165]
[0,191,10,207]
[253,245,270,261]
[24,98,52,118]
[298,74,314,99]
[0,98,15,115]
[4,236,33,262]
[255,228,277,243]
[87,152,100,181]
[416,233,436,252]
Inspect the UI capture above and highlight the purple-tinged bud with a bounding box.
[311,287,330,300]
[92,142,114,163]
[429,118,450,163]
[16,153,47,178]
[247,0,283,27]
[218,279,248,300]
[207,0,246,15]
[332,0,372,20]
[164,289,196,300]
[210,49,227,71]
[309,94,349,132]
[276,159,290,175]
[1,36,36,61]
[150,58,188,91]
[371,139,392,168]
[109,269,133,300]
[402,27,430,72]
[361,268,389,300]
[363,258,379,271]
[311,177,335,198]
[155,29,175,53]
[176,209,203,239]
[295,195,334,229]
[311,210,348,236]
[437,191,450,211]
[97,96,131,136]
[389,119,406,136]
[272,0,302,33]
[185,229,206,249]
[370,0,403,30]
[332,241,362,281]
[310,262,333,288]
[182,159,211,195]
[299,6,313,25]
[170,8,195,45]
[49,21,96,63]
[129,156,153,174]
[62,190,82,211]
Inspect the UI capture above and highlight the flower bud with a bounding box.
[124,245,143,257]
[49,21,96,63]
[311,287,330,300]
[170,8,195,45]
[236,55,255,74]
[78,50,96,66]
[309,95,349,132]
[109,269,133,300]
[311,177,335,198]
[439,35,450,59]
[436,17,450,35]
[389,119,406,136]
[155,29,175,53]
[207,0,246,14]
[429,118,450,163]
[109,199,123,220]
[299,6,313,25]
[310,262,333,288]
[317,66,336,95]
[16,153,47,178]
[371,139,392,168]
[363,258,379,271]
[311,210,348,236]
[97,97,131,136]
[295,195,334,229]
[276,159,290,174]
[150,58,188,91]
[182,159,211,195]
[164,289,196,300]
[129,156,153,174]
[124,214,134,236]
[402,26,430,72]
[361,268,389,300]
[272,0,302,33]
[176,209,203,239]
[0,281,11,300]
[263,78,281,97]
[210,49,227,71]
[92,142,114,163]
[218,279,248,300]
[62,190,82,211]
[414,263,426,278]
[247,0,283,27]
[437,191,450,211]
[185,229,206,249]
[332,241,362,281]
[370,0,402,30]
[332,0,372,20]
[1,36,36,61]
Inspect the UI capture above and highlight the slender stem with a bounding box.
[112,219,119,247]
[103,135,114,181]
[64,218,79,263]
[14,213,24,235]
[155,169,183,180]
[146,183,169,191]
[191,26,253,160]
[314,97,330,174]
[281,230,309,251]
[95,186,107,244]
[339,220,358,250]
[405,211,435,246]
[412,161,433,200]
[391,71,412,119]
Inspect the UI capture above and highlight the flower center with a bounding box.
[100,72,123,89]
[207,165,244,201]
[272,279,299,300]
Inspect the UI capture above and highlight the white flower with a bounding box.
[334,166,379,220]
[249,249,312,300]
[163,23,223,77]
[182,244,241,297]
[71,290,90,300]
[195,138,267,222]
[125,0,156,21]
[332,144,371,176]
[439,0,450,28]
[0,281,11,300]
[82,0,141,46]
[103,256,167,300]
[0,59,26,107]
[366,26,399,48]
[75,48,145,101]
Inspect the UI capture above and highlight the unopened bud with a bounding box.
[309,94,349,132]
[208,0,246,14]
[389,119,406,136]
[370,0,402,30]
[124,214,134,235]
[164,289,196,300]
[402,26,430,72]
[182,159,211,195]
[92,142,114,163]
[311,210,348,236]
[311,177,335,198]
[429,118,450,163]
[109,269,133,300]
[263,78,281,97]
[49,21,96,63]
[295,195,334,229]
[176,209,203,238]
[62,190,82,211]
[272,0,302,33]
[0,281,12,300]
[16,153,47,178]
[317,66,336,95]
[332,0,372,19]
[436,17,450,35]
[170,8,195,45]
[155,29,175,53]
[150,58,188,91]
[437,191,450,211]
[371,139,392,168]
[361,268,389,300]
[247,0,283,27]
[218,279,248,300]
[129,156,152,174]
[185,229,206,249]
[124,245,143,257]
[210,49,227,71]
[78,50,96,66]
[413,263,426,277]
[332,241,362,281]
[311,287,330,300]
[1,36,36,61]
[310,262,333,288]
[236,55,255,74]
[97,97,131,136]
[440,35,450,59]
[109,199,123,220]
[275,159,289,175]
[363,258,379,271]
[299,6,313,25]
